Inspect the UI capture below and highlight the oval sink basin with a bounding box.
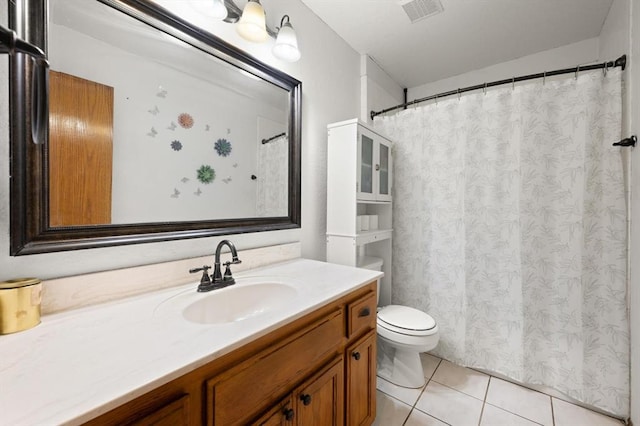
[182,283,297,324]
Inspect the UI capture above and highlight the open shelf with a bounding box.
[356,229,392,245]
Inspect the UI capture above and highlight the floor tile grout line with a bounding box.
[375,373,429,411]
[415,373,482,426]
[409,404,453,426]
[483,401,545,425]
[376,386,417,411]
[411,377,430,409]
[477,376,492,426]
[484,375,557,425]
[483,376,491,402]
[430,377,488,402]
[425,356,443,380]
[403,374,450,426]
[478,402,486,426]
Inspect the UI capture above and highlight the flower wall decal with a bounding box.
[171,140,182,151]
[196,165,216,184]
[214,138,232,157]
[178,113,194,129]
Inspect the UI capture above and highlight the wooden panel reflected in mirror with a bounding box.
[49,71,114,227]
[9,0,302,255]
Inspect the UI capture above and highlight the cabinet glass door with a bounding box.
[379,143,389,197]
[359,133,374,199]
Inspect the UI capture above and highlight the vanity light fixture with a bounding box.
[272,15,300,62]
[211,0,228,19]
[217,0,301,62]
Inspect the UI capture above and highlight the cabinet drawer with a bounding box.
[348,291,376,338]
[208,309,344,425]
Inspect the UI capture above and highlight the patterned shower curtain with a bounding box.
[256,134,289,217]
[374,69,629,417]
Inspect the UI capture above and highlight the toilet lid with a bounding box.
[377,305,436,333]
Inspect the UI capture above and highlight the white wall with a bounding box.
[598,0,637,423]
[360,55,404,125]
[408,37,600,100]
[624,0,640,422]
[0,0,360,280]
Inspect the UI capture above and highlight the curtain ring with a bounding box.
[604,62,609,77]
[457,88,461,101]
[483,82,487,95]
[543,71,546,86]
[575,65,580,80]
[435,94,438,106]
[512,77,515,91]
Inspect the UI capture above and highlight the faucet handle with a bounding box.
[189,265,212,286]
[222,261,236,284]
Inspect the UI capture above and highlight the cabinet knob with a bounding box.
[283,408,295,421]
[375,164,380,171]
[358,307,370,317]
[300,393,312,406]
[352,351,361,361]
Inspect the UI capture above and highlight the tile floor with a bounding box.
[374,354,625,426]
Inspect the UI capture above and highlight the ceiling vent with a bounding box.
[398,0,444,23]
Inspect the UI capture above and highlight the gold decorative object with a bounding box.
[0,278,42,334]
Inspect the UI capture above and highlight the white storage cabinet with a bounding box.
[326,119,393,306]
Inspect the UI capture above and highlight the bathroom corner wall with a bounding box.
[360,55,405,126]
[624,0,640,423]
[598,0,637,422]
[408,37,601,99]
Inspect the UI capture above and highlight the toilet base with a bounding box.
[376,337,426,388]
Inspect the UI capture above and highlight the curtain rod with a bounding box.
[370,54,627,120]
[261,132,286,144]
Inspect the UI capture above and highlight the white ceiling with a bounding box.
[299,0,614,88]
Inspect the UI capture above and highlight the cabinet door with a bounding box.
[346,331,376,426]
[357,128,377,201]
[376,139,392,202]
[254,396,295,426]
[357,126,393,203]
[295,358,344,426]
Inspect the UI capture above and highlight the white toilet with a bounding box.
[365,258,440,389]
[377,304,439,388]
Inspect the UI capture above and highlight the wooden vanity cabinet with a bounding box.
[85,281,377,426]
[206,308,344,425]
[256,357,344,425]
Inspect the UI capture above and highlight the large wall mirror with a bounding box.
[10,0,301,255]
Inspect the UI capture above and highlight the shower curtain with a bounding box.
[374,69,629,417]
[256,134,288,216]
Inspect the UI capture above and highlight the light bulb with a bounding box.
[236,0,268,43]
[273,20,301,62]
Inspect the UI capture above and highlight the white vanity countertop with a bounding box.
[0,259,382,426]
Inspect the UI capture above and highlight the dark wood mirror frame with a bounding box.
[9,0,302,255]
